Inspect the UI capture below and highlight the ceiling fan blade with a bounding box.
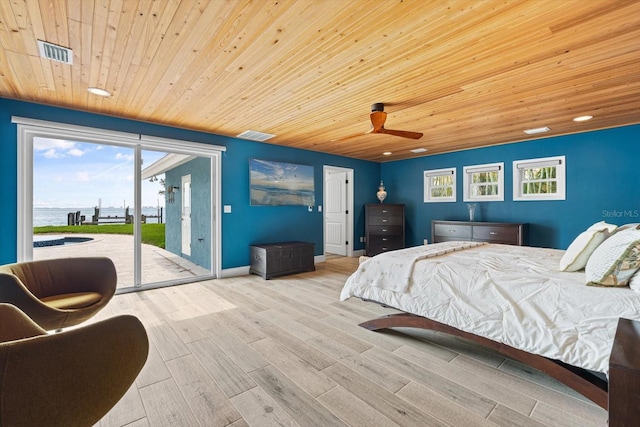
[370,111,387,131]
[330,132,366,142]
[378,128,424,139]
[335,103,422,141]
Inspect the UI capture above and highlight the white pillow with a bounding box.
[586,228,640,287]
[630,271,640,293]
[586,221,618,233]
[617,223,640,232]
[559,221,617,271]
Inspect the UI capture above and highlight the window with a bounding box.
[424,167,456,202]
[463,162,504,202]
[513,155,565,201]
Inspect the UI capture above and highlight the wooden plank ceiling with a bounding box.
[1,0,639,162]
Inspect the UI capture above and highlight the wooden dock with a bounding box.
[69,207,163,225]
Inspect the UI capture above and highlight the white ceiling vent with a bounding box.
[38,40,73,64]
[236,130,275,141]
[523,126,550,135]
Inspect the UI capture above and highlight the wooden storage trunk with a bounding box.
[249,241,315,280]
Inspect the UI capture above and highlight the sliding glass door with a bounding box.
[16,118,223,292]
[32,138,138,288]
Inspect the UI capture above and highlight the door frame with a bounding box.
[181,174,192,256]
[323,165,354,257]
[13,116,225,286]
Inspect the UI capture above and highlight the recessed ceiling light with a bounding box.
[382,152,392,156]
[87,87,112,97]
[523,126,550,135]
[573,115,593,122]
[410,148,428,153]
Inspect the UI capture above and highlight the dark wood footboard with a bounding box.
[359,312,609,410]
[608,318,640,426]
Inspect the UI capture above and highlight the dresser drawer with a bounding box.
[473,225,520,245]
[368,234,403,246]
[368,235,404,254]
[367,214,404,226]
[433,223,472,240]
[367,204,404,217]
[367,225,403,236]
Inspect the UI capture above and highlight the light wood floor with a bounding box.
[94,257,608,427]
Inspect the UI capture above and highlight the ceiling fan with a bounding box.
[333,103,423,141]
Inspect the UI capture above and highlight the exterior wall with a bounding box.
[164,158,211,269]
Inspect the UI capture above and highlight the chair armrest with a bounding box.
[0,257,117,299]
[0,303,46,342]
[0,314,148,426]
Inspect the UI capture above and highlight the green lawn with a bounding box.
[34,223,166,249]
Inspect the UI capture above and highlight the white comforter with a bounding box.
[341,243,640,374]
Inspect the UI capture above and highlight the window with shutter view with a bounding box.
[513,156,566,201]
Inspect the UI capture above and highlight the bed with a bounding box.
[340,235,640,411]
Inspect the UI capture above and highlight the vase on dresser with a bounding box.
[376,181,387,203]
[467,203,478,221]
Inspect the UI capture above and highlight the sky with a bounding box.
[33,137,167,208]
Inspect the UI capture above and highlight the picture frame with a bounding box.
[249,158,315,206]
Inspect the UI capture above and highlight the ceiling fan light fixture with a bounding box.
[523,126,550,135]
[87,87,112,97]
[573,115,593,122]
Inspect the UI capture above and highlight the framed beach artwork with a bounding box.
[250,159,315,206]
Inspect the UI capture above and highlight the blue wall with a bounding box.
[381,125,640,249]
[220,137,380,266]
[3,98,637,267]
[165,157,211,269]
[0,98,380,268]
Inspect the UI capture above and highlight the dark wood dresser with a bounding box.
[431,220,526,246]
[249,241,315,280]
[365,204,405,256]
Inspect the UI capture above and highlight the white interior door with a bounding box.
[325,171,348,255]
[181,174,191,256]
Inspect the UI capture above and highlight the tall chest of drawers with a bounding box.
[431,220,526,246]
[365,204,405,256]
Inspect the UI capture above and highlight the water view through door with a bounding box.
[32,138,213,290]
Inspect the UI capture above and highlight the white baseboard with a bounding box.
[219,265,250,278]
[220,253,361,278]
